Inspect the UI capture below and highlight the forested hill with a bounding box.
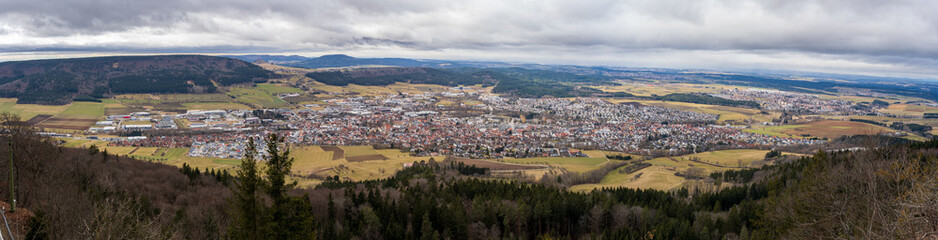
[305,67,499,87]
[0,55,273,104]
[287,54,438,68]
[305,67,611,98]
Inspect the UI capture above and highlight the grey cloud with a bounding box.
[0,0,936,78]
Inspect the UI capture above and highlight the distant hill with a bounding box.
[227,54,567,69]
[222,54,311,64]
[286,54,442,68]
[305,67,609,98]
[305,67,498,87]
[0,55,273,104]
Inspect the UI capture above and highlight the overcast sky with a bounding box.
[1,0,936,79]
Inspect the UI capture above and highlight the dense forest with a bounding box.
[0,55,273,104]
[0,110,935,238]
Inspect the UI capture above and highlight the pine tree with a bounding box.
[260,133,316,240]
[324,194,336,240]
[229,137,265,240]
[420,212,439,240]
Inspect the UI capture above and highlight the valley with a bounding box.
[2,54,930,193]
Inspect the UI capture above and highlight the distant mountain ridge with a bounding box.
[287,54,441,68]
[228,54,938,101]
[221,54,310,64]
[0,55,273,104]
[224,54,513,69]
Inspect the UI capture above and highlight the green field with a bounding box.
[226,83,304,108]
[115,93,237,111]
[30,101,105,130]
[226,87,288,108]
[60,102,104,117]
[255,83,304,94]
[0,98,71,120]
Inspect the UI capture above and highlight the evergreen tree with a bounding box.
[261,133,316,240]
[229,137,265,240]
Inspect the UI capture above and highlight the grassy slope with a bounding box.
[569,149,800,192]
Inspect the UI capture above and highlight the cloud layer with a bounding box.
[1,0,936,78]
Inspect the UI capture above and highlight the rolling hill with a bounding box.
[0,55,274,104]
[287,54,437,68]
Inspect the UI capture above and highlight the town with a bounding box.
[102,90,825,159]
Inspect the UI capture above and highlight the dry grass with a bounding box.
[779,120,896,139]
[569,166,686,191]
[499,157,608,173]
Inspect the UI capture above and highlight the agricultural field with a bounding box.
[497,157,609,173]
[877,103,938,117]
[593,82,739,97]
[824,94,925,106]
[745,120,902,140]
[832,115,938,130]
[102,99,145,115]
[570,166,687,192]
[291,146,433,185]
[36,101,104,130]
[338,145,380,157]
[0,98,71,120]
[225,83,303,108]
[678,149,774,168]
[115,93,235,111]
[115,83,305,110]
[569,149,793,192]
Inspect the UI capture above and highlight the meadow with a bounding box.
[745,120,904,140]
[0,98,70,120]
[569,149,798,192]
[592,82,736,97]
[225,83,303,108]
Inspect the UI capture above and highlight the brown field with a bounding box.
[37,118,98,130]
[104,107,145,115]
[449,158,547,171]
[319,146,344,160]
[345,154,389,162]
[780,120,895,139]
[25,115,52,126]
